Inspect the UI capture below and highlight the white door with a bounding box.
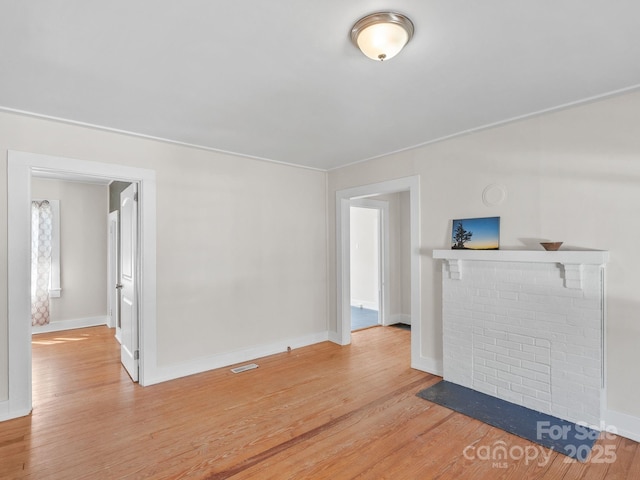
[120,183,139,381]
[107,211,121,343]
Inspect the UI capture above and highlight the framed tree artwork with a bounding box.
[451,217,500,250]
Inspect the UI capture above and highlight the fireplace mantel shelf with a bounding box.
[433,249,609,264]
[432,249,609,288]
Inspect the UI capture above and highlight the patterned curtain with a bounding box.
[31,200,53,326]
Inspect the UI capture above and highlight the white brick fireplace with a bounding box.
[433,249,609,427]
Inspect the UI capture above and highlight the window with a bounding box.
[32,198,61,298]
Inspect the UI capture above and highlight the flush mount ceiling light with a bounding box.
[350,12,414,61]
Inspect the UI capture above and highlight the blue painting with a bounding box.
[451,217,500,250]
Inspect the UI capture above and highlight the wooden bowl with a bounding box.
[540,242,563,251]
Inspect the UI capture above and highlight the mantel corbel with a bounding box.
[443,258,463,280]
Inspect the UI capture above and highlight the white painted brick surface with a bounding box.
[441,259,604,426]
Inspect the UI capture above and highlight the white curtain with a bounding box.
[31,200,53,326]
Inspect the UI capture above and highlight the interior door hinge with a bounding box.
[134,350,139,360]
[134,192,138,202]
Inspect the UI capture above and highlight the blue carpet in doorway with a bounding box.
[351,306,379,331]
[416,381,598,461]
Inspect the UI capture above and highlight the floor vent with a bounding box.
[231,363,259,374]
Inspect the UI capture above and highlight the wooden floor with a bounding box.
[1,326,638,479]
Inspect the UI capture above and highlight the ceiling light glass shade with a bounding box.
[351,12,414,61]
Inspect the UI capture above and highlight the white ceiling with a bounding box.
[2,1,640,171]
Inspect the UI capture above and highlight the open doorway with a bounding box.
[7,151,157,421]
[350,205,381,330]
[335,176,423,370]
[29,175,140,393]
[29,174,138,376]
[349,199,389,331]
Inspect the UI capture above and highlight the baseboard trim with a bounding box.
[328,330,343,345]
[144,331,330,386]
[603,408,640,443]
[350,300,378,311]
[386,313,411,326]
[0,399,31,422]
[32,316,109,334]
[412,356,443,377]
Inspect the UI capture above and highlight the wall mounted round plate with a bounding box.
[482,184,507,206]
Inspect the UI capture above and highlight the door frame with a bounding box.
[349,199,389,327]
[107,210,121,342]
[7,150,157,420]
[335,176,423,370]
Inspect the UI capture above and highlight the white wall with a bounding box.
[0,110,328,402]
[350,206,379,310]
[31,178,108,328]
[328,90,640,422]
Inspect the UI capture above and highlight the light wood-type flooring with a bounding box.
[1,325,638,479]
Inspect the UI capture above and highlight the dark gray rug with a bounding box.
[417,381,598,461]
